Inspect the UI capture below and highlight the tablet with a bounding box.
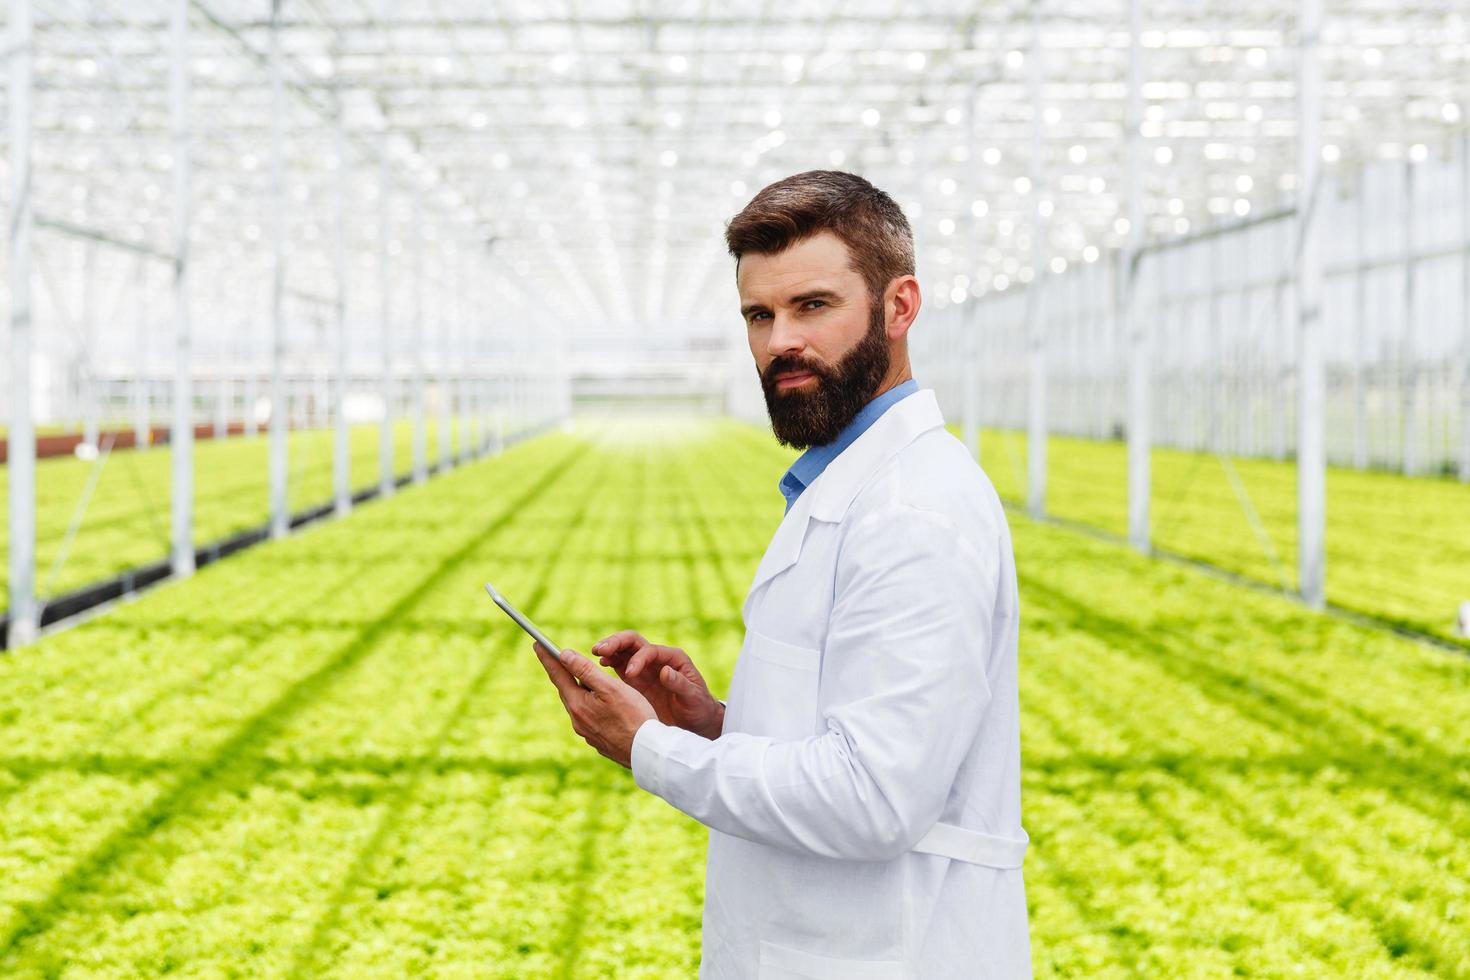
[484,583,562,657]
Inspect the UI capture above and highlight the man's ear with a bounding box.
[885,275,922,340]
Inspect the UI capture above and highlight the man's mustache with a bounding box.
[762,355,832,389]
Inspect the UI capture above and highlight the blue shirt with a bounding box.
[779,379,919,514]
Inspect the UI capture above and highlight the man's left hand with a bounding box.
[533,642,658,769]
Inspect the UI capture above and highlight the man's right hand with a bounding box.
[592,631,725,740]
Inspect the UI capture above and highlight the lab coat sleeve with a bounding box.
[631,503,998,862]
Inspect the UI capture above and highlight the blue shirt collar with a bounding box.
[778,379,919,514]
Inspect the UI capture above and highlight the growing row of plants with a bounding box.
[970,427,1470,644]
[0,418,1463,975]
[0,420,458,608]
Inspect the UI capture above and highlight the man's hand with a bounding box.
[591,631,725,741]
[533,643,657,769]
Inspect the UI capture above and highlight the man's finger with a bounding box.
[625,645,666,681]
[591,631,646,657]
[558,648,613,692]
[534,643,582,703]
[597,646,636,668]
[601,653,641,681]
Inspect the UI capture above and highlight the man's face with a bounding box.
[736,231,891,449]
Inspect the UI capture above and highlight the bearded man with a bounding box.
[534,170,1032,978]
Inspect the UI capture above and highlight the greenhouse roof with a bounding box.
[2,0,1467,344]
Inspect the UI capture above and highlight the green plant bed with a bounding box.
[960,426,1470,645]
[0,420,475,609]
[0,419,1464,976]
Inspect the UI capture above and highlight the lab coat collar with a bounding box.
[746,388,945,604]
[809,387,944,522]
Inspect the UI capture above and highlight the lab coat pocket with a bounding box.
[732,629,821,741]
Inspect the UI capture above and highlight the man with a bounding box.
[534,170,1031,978]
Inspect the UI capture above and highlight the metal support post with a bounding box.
[1402,160,1419,476]
[1296,0,1326,609]
[1353,182,1368,469]
[463,255,478,461]
[1273,274,1289,462]
[333,105,351,516]
[267,0,289,538]
[1208,235,1224,453]
[169,0,196,578]
[962,91,981,461]
[411,192,427,484]
[214,284,229,441]
[7,0,38,647]
[486,343,497,455]
[378,147,395,496]
[216,372,229,440]
[455,255,469,465]
[133,255,150,451]
[317,368,328,430]
[83,237,99,447]
[487,376,496,452]
[244,370,257,438]
[438,259,453,470]
[1025,4,1047,519]
[1461,132,1470,483]
[1123,0,1149,552]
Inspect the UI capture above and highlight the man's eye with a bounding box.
[804,300,825,309]
[748,312,770,322]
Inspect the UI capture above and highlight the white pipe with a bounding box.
[7,0,37,647]
[1296,0,1326,609]
[169,0,195,578]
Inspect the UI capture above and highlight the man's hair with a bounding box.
[724,170,915,305]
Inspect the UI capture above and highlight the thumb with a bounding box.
[560,649,609,691]
[661,665,699,697]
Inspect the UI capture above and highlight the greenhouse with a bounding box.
[1,0,1468,976]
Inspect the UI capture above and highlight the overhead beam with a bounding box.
[34,216,174,261]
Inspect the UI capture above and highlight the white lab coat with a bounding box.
[632,388,1031,979]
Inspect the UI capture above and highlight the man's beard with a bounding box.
[760,301,891,450]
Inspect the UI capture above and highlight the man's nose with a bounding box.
[766,314,806,358]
